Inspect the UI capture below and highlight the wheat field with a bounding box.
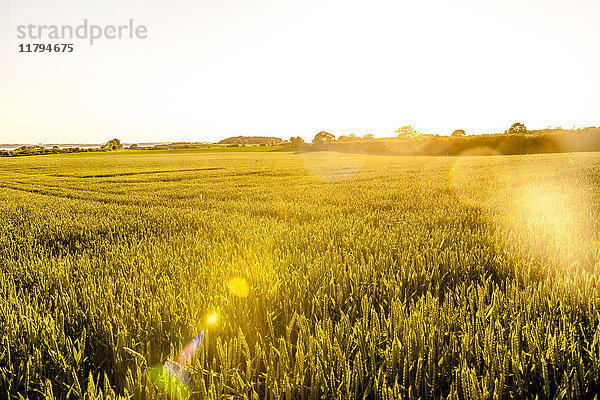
[1,150,600,399]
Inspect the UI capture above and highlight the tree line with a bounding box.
[0,139,124,157]
[4,125,600,158]
[285,124,600,155]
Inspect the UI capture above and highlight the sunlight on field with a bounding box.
[449,151,518,207]
[206,312,219,326]
[448,152,597,274]
[299,151,368,182]
[227,276,250,298]
[1,150,600,398]
[500,179,596,274]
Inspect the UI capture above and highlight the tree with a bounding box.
[312,131,335,145]
[396,125,418,138]
[508,122,527,134]
[102,138,123,151]
[289,136,305,149]
[363,134,375,140]
[451,129,466,137]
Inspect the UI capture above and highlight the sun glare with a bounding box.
[206,312,218,326]
[499,179,593,272]
[227,276,250,298]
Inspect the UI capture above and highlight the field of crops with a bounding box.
[1,150,600,399]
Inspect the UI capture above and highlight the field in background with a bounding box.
[1,150,600,399]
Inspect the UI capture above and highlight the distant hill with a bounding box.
[218,136,283,145]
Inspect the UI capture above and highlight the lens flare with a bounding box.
[227,276,250,298]
[499,181,592,270]
[206,312,219,325]
[149,331,205,400]
[149,362,190,399]
[177,331,205,364]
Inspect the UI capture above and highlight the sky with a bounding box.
[0,0,599,144]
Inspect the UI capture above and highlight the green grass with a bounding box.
[1,150,600,399]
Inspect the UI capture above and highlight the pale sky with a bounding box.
[1,0,599,144]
